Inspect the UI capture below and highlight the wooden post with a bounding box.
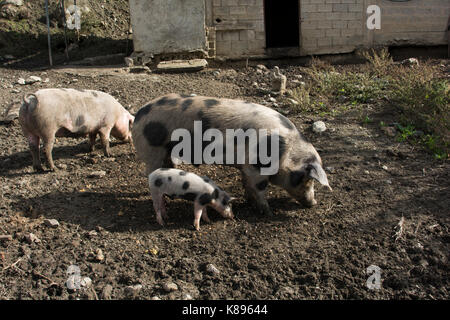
[45,0,53,66]
[60,0,69,60]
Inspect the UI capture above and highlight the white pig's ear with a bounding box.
[307,162,332,191]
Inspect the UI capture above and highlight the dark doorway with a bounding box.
[264,0,300,48]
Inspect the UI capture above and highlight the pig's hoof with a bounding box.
[260,206,273,216]
[33,165,44,172]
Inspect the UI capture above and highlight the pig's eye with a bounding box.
[222,195,230,206]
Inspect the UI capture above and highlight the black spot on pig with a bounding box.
[199,193,212,205]
[279,114,295,130]
[290,170,306,187]
[75,115,85,127]
[202,176,210,183]
[159,168,170,171]
[180,192,197,202]
[182,181,190,190]
[181,99,193,111]
[155,96,179,107]
[168,176,172,182]
[204,99,220,108]
[143,122,168,146]
[91,91,98,97]
[213,188,219,199]
[222,194,231,206]
[179,171,187,176]
[134,103,153,123]
[154,178,163,187]
[256,180,268,191]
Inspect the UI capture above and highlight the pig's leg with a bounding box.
[151,191,165,226]
[201,207,211,223]
[144,149,167,176]
[99,128,112,157]
[241,167,272,216]
[193,202,204,231]
[160,196,168,220]
[98,129,111,157]
[88,133,97,152]
[42,135,56,171]
[27,134,43,172]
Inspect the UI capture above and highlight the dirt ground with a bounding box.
[0,60,449,300]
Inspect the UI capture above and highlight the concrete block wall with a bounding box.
[300,0,365,55]
[211,0,266,57]
[207,0,449,58]
[371,0,449,47]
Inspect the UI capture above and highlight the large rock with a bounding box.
[156,59,208,73]
[0,0,28,20]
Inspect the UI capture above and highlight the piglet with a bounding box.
[148,168,235,230]
[19,88,134,171]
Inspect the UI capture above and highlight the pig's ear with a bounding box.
[307,162,332,191]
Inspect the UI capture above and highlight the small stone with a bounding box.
[124,284,142,298]
[252,82,258,88]
[382,165,388,171]
[3,0,24,6]
[88,170,106,178]
[213,70,220,77]
[400,58,419,67]
[364,170,370,175]
[256,64,267,71]
[0,235,13,242]
[162,282,178,292]
[325,167,335,174]
[386,179,392,184]
[182,293,193,300]
[17,78,26,85]
[26,76,41,84]
[190,93,197,97]
[206,263,220,275]
[268,97,277,103]
[124,57,134,67]
[381,126,396,137]
[44,219,60,228]
[101,284,113,300]
[95,248,104,262]
[57,163,67,170]
[151,296,161,300]
[287,98,298,105]
[80,277,92,288]
[86,230,98,238]
[24,233,40,244]
[312,121,326,133]
[43,78,50,83]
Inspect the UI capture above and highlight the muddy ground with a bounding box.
[0,60,449,300]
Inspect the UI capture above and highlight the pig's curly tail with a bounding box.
[23,93,38,108]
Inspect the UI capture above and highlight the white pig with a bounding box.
[19,88,134,171]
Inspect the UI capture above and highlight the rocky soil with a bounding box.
[0,59,448,300]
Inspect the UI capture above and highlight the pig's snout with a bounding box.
[222,207,234,219]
